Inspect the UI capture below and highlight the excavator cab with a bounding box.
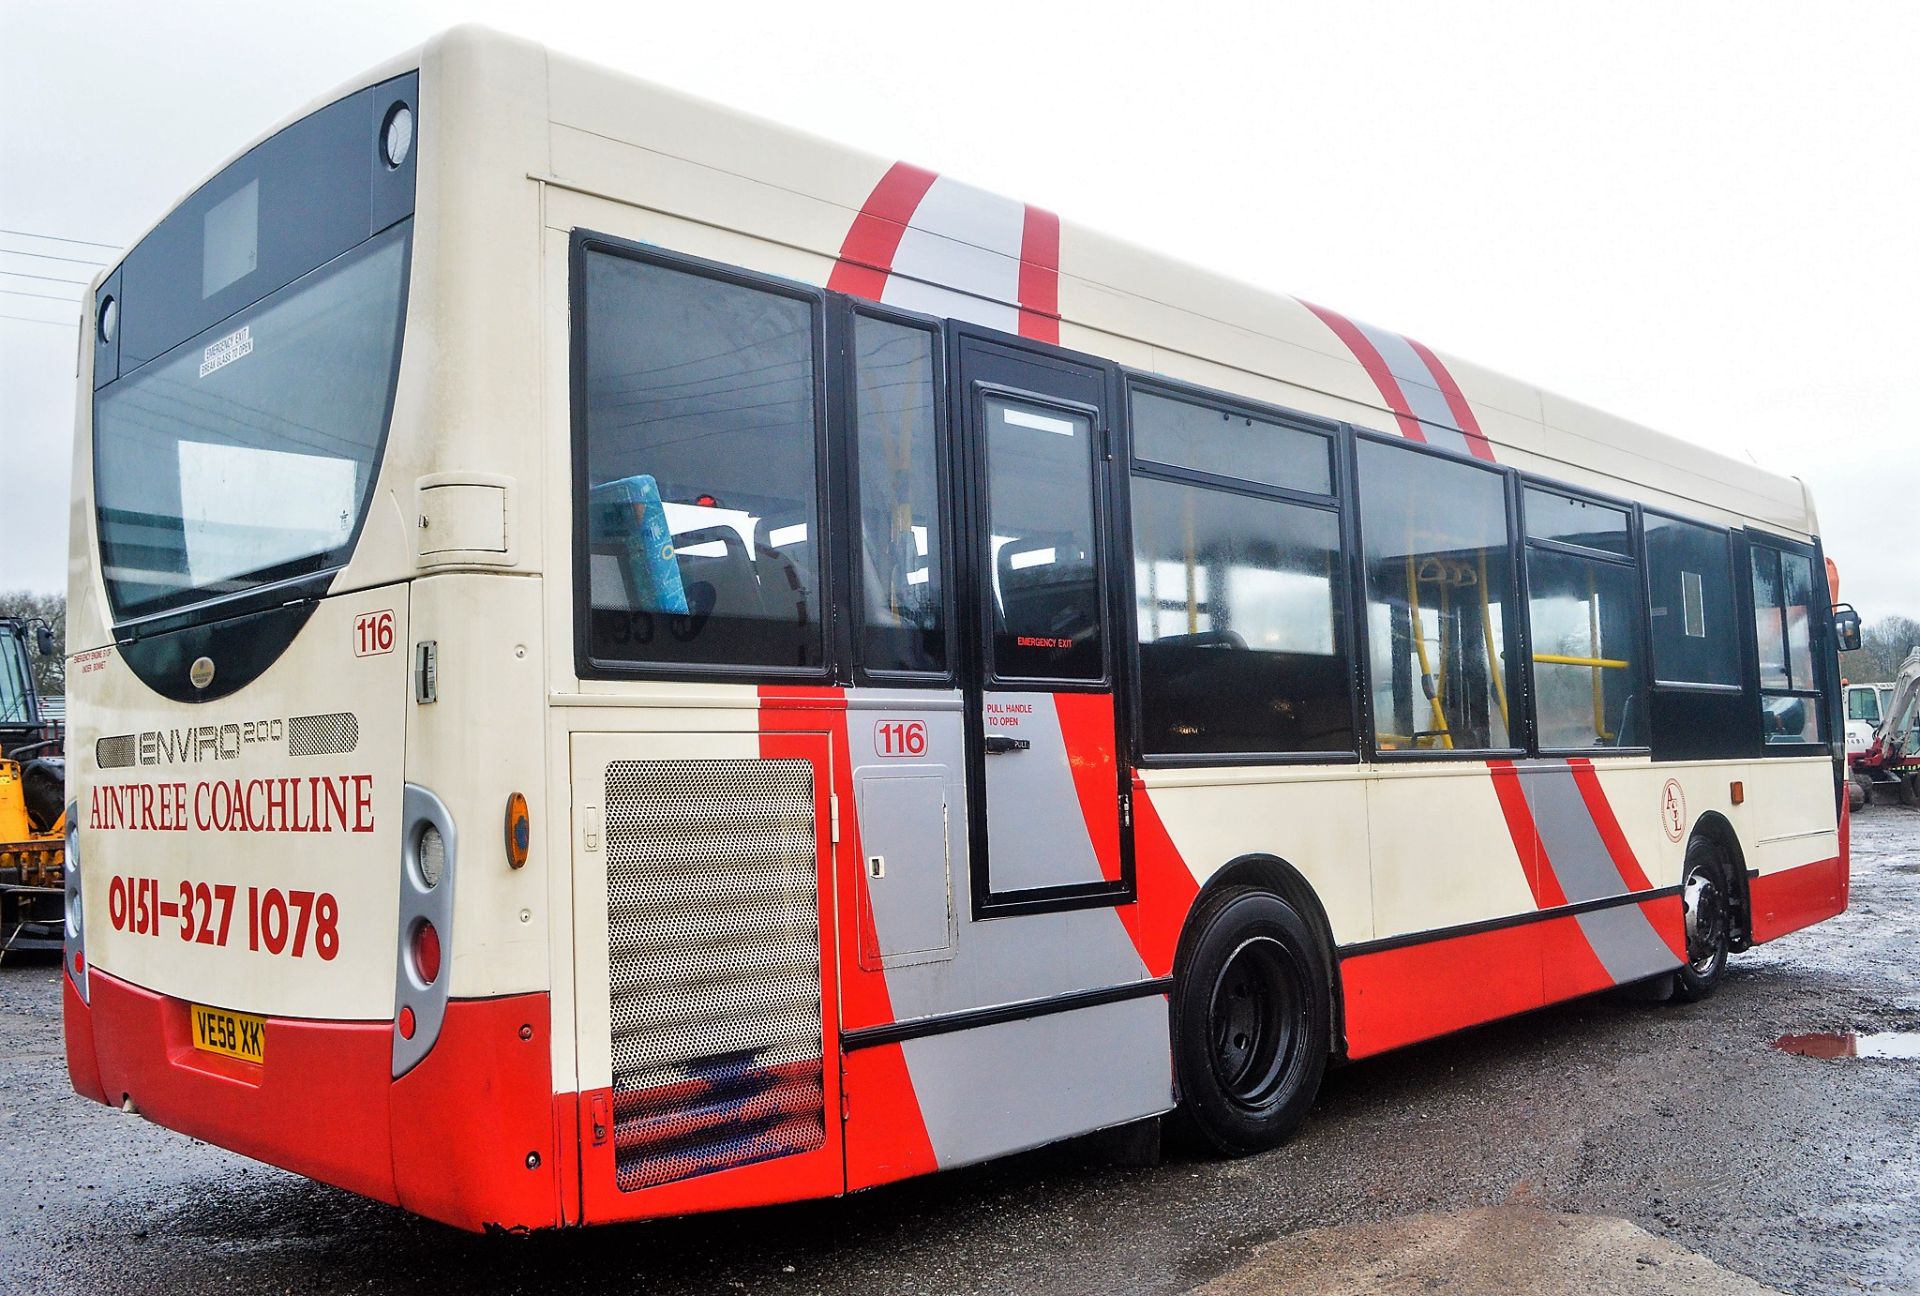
[0,616,65,958]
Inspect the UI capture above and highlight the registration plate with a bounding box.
[190,1003,265,1064]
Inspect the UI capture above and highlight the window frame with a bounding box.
[569,231,837,685]
[1745,529,1833,756]
[1119,373,1361,768]
[1516,479,1652,758]
[1638,507,1747,696]
[839,298,957,688]
[1349,426,1528,763]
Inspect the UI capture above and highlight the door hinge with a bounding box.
[830,792,841,845]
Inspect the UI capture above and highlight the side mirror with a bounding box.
[1832,603,1862,654]
[33,625,55,657]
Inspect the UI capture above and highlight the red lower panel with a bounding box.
[843,1041,941,1191]
[389,993,559,1232]
[1342,922,1544,1060]
[63,972,106,1105]
[1749,855,1847,943]
[75,971,561,1231]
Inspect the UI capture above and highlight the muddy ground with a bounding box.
[4,809,1916,1295]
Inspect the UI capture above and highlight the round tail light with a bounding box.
[410,918,442,985]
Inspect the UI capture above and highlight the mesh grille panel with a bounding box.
[288,712,359,757]
[604,758,825,1192]
[95,735,136,769]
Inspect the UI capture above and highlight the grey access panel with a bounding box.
[853,769,955,967]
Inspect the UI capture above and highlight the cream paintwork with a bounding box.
[69,590,410,1021]
[66,26,1836,1096]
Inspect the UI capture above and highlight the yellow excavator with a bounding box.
[0,615,64,959]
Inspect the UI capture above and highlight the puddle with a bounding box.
[1772,1031,1920,1060]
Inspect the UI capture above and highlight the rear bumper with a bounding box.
[65,968,566,1231]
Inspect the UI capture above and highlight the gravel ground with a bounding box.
[4,809,1917,1295]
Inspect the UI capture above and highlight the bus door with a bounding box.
[956,336,1131,914]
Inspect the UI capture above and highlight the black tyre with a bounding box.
[1900,775,1919,808]
[22,760,63,834]
[1674,836,1733,1002]
[1173,886,1330,1156]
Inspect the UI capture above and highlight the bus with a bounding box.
[63,27,1850,1232]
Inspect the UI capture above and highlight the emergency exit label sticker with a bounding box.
[199,324,253,378]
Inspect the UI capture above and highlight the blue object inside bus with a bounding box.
[590,474,690,615]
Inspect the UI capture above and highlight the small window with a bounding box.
[1644,515,1740,687]
[1524,488,1629,557]
[1358,439,1518,752]
[853,315,946,675]
[983,394,1103,681]
[1132,476,1351,755]
[579,249,823,673]
[1848,688,1882,725]
[1131,389,1331,495]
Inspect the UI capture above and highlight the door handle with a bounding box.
[983,736,1030,754]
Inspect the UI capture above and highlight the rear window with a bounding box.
[94,226,410,621]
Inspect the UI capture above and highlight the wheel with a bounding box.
[1173,886,1330,1155]
[1674,837,1733,1002]
[1899,775,1919,808]
[1848,777,1868,812]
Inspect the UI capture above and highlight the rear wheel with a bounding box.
[1173,886,1329,1155]
[1674,836,1733,1002]
[1899,775,1919,808]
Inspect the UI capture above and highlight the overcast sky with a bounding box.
[3,1,1915,625]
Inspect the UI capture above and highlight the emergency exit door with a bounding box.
[955,333,1131,916]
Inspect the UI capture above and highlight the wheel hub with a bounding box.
[1682,872,1727,972]
[1207,936,1300,1109]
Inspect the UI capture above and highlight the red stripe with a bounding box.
[1301,301,1428,443]
[1017,204,1061,343]
[1565,758,1655,892]
[1050,693,1122,883]
[1404,335,1497,462]
[1488,760,1568,908]
[828,162,939,301]
[1123,782,1199,979]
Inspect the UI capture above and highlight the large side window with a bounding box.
[852,313,946,675]
[578,246,825,674]
[1357,439,1517,753]
[1750,542,1825,745]
[1644,514,1740,687]
[1129,388,1351,756]
[1522,488,1645,750]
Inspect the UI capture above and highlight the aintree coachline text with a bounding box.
[87,776,375,834]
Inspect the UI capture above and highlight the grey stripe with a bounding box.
[1516,763,1678,982]
[1354,320,1471,454]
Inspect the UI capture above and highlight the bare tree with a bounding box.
[0,590,64,698]
[1841,614,1920,684]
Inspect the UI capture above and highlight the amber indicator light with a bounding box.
[1729,780,1745,806]
[505,792,531,869]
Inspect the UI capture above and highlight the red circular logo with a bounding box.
[1660,778,1687,842]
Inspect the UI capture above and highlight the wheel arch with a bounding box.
[1174,854,1347,1057]
[1688,810,1752,951]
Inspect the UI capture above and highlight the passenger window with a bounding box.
[1644,515,1740,687]
[853,315,946,675]
[1131,390,1331,496]
[1523,489,1643,750]
[1358,440,1517,752]
[579,250,823,672]
[983,394,1103,681]
[1132,475,1351,755]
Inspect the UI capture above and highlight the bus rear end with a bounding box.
[63,44,565,1230]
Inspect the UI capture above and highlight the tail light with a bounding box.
[64,804,86,1002]
[410,918,442,984]
[394,785,455,1077]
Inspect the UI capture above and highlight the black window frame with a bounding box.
[1516,479,1652,758]
[569,231,838,686]
[1119,372,1360,768]
[839,298,958,688]
[1745,530,1834,757]
[1638,507,1747,696]
[1349,426,1528,763]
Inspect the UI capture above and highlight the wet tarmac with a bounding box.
[4,808,1918,1295]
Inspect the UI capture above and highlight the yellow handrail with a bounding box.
[1406,554,1452,749]
[1533,653,1629,669]
[1478,551,1508,735]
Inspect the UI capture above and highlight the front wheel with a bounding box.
[1674,837,1733,1002]
[1173,887,1330,1155]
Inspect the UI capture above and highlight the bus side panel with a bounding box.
[1748,854,1848,943]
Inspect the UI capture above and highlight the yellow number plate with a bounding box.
[190,1003,265,1064]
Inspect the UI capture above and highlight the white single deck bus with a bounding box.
[64,28,1851,1231]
